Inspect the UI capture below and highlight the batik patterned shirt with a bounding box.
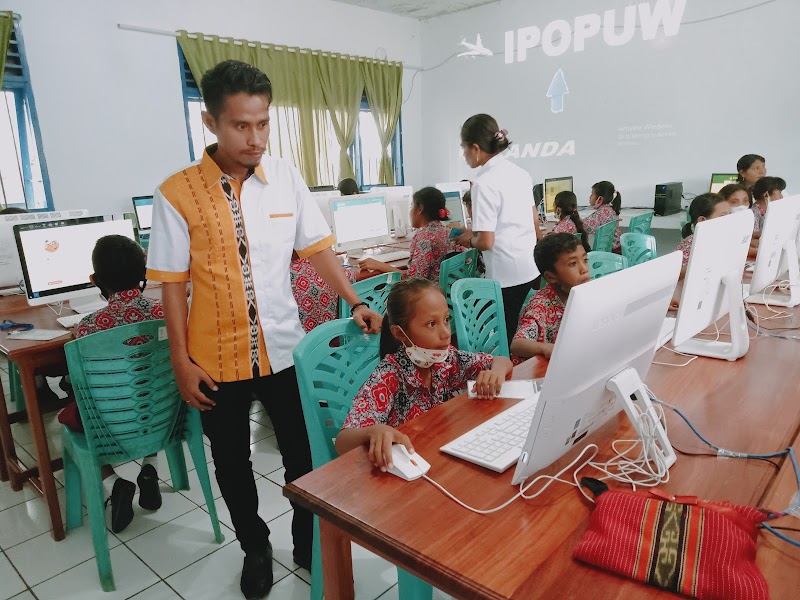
[342,346,494,429]
[550,217,578,235]
[289,258,356,332]
[583,204,621,252]
[512,284,566,364]
[676,235,694,267]
[75,289,163,340]
[751,203,766,233]
[406,221,465,282]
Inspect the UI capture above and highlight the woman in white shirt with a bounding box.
[455,114,542,344]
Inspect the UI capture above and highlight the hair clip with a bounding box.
[494,129,508,141]
[439,208,450,218]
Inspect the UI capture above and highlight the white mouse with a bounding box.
[387,444,431,481]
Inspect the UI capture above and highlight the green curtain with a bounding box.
[315,54,364,181]
[0,12,13,80]
[361,60,403,185]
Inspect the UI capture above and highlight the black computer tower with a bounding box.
[654,182,683,216]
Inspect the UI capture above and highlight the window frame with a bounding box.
[1,15,53,211]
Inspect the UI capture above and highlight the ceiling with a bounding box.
[332,0,499,20]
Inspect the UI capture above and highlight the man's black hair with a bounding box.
[92,235,146,295]
[200,60,273,118]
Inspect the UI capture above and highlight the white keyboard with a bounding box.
[56,312,91,328]
[657,317,676,348]
[440,393,541,473]
[357,250,411,263]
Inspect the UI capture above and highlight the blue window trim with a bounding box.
[177,44,201,162]
[1,15,53,211]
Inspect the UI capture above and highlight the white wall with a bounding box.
[419,0,800,206]
[4,0,422,214]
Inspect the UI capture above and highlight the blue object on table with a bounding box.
[449,227,464,238]
[1,319,34,332]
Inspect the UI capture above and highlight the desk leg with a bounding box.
[320,518,355,600]
[0,375,9,482]
[18,362,65,541]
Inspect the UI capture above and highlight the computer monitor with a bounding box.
[382,185,414,237]
[310,190,341,231]
[435,182,469,225]
[544,176,573,214]
[0,210,89,290]
[14,214,138,309]
[132,196,154,231]
[709,173,739,194]
[512,252,682,485]
[672,209,754,360]
[361,183,388,191]
[330,193,392,254]
[744,194,800,307]
[309,185,335,192]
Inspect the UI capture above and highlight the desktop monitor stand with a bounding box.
[675,272,749,361]
[745,240,800,308]
[606,368,676,471]
[69,293,108,314]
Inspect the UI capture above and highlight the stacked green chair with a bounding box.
[8,361,24,412]
[591,220,617,253]
[451,278,510,357]
[620,232,657,266]
[627,211,655,235]
[62,320,223,592]
[293,318,433,600]
[587,251,629,280]
[438,248,479,320]
[338,271,401,319]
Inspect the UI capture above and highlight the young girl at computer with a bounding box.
[290,254,356,332]
[750,176,786,234]
[510,234,590,362]
[359,187,465,282]
[676,193,731,280]
[719,183,751,210]
[737,154,767,190]
[583,181,622,252]
[548,191,591,252]
[334,278,513,470]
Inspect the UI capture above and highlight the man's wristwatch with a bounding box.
[350,301,368,316]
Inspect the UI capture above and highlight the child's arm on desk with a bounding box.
[335,425,413,471]
[359,258,402,275]
[510,338,554,360]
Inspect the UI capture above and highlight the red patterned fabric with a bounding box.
[676,234,694,267]
[574,486,772,600]
[751,203,766,233]
[550,218,578,235]
[512,284,565,364]
[584,203,621,251]
[406,221,465,282]
[342,346,494,429]
[289,258,356,333]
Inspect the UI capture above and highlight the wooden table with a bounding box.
[285,306,800,599]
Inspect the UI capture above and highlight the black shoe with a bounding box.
[137,464,162,510]
[106,478,135,533]
[241,544,274,600]
[293,552,311,572]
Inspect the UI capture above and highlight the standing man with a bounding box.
[146,60,382,600]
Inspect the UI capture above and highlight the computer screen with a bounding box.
[132,196,154,230]
[435,182,470,225]
[0,210,90,290]
[708,173,739,194]
[382,186,414,236]
[14,215,138,307]
[330,194,391,253]
[309,185,335,192]
[361,183,388,191]
[673,209,754,360]
[746,194,800,307]
[310,190,341,231]
[512,252,682,485]
[544,177,573,213]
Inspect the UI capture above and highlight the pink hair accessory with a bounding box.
[494,129,508,141]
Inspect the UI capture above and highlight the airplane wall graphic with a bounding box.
[458,34,493,57]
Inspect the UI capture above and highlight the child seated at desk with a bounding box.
[751,175,786,234]
[57,235,164,533]
[510,233,590,362]
[335,278,512,470]
[676,193,731,279]
[359,187,465,282]
[547,191,591,252]
[583,180,622,252]
[289,253,356,332]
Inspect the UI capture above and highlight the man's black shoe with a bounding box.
[137,464,162,510]
[240,543,274,600]
[293,552,311,572]
[106,478,135,534]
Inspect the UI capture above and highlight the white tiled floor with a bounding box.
[0,380,411,600]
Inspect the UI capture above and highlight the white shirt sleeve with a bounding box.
[145,187,191,282]
[291,165,335,258]
[471,181,501,233]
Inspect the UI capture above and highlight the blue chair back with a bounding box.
[627,211,655,235]
[587,251,628,280]
[439,248,479,319]
[338,272,400,319]
[621,232,657,266]
[592,220,617,253]
[451,278,510,357]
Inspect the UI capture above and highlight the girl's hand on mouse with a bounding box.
[367,425,414,471]
[472,369,505,399]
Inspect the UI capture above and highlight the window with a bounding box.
[1,18,52,210]
[178,47,403,188]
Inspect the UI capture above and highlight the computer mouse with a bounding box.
[386,444,430,481]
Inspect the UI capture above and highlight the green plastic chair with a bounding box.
[338,271,401,319]
[439,248,478,319]
[620,232,657,266]
[62,320,223,592]
[451,278,510,357]
[9,361,24,412]
[587,251,629,280]
[591,220,617,253]
[627,211,655,235]
[293,318,432,600]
